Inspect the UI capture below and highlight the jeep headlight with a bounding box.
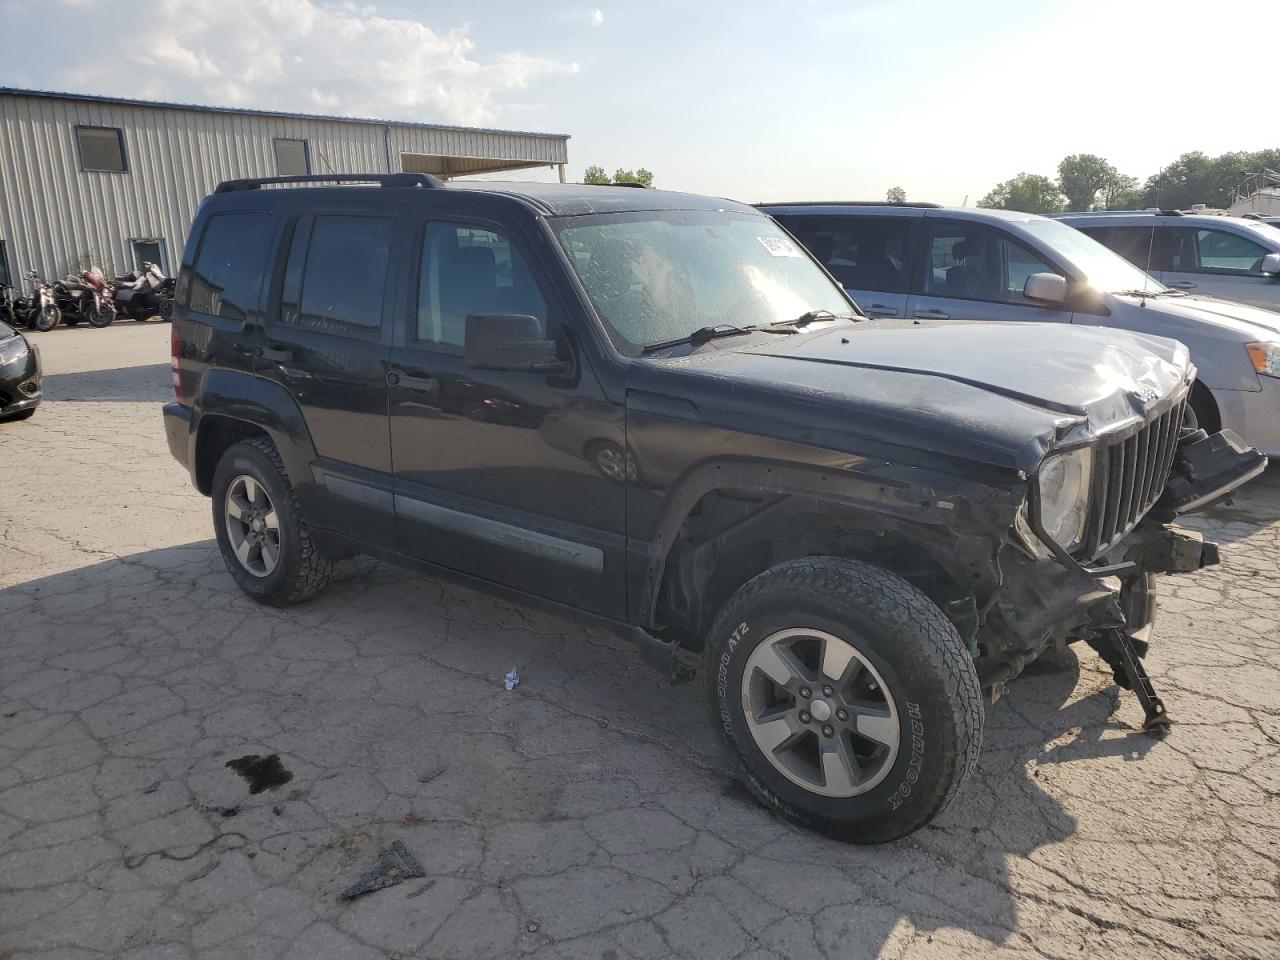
[1036,447,1093,550]
[1246,342,1280,378]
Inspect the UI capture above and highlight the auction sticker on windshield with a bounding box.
[757,236,803,257]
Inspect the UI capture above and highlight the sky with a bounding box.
[1,0,1273,205]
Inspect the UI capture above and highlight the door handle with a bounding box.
[913,310,950,320]
[864,304,899,317]
[1169,280,1196,289]
[399,372,440,394]
[259,344,292,362]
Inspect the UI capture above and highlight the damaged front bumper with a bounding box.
[978,428,1265,729]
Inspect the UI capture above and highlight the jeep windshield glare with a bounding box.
[1022,218,1167,296]
[552,210,854,353]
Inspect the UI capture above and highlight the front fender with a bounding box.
[628,455,1020,628]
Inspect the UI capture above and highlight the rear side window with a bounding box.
[1080,226,1154,271]
[281,215,394,338]
[416,222,547,347]
[183,212,273,323]
[778,216,911,293]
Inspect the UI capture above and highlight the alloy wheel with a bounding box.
[224,474,281,578]
[741,628,900,797]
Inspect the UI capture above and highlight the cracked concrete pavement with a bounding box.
[1,323,1278,959]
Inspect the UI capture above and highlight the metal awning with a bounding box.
[400,153,560,179]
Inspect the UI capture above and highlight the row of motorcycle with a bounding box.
[0,263,175,332]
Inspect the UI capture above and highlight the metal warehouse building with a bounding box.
[0,87,570,285]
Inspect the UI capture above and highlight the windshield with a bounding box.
[1237,219,1280,248]
[1023,218,1166,294]
[552,210,853,352]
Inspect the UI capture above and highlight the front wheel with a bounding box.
[704,557,983,843]
[33,305,61,332]
[87,302,115,328]
[211,437,332,606]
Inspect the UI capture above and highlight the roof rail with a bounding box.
[1056,208,1183,217]
[756,200,942,208]
[214,173,445,193]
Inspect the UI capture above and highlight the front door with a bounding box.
[906,220,1073,324]
[1153,225,1280,308]
[257,210,399,547]
[388,217,627,617]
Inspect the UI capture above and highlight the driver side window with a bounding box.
[923,224,1058,305]
[416,222,548,348]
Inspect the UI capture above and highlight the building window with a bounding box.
[131,239,167,274]
[76,126,127,172]
[274,138,310,176]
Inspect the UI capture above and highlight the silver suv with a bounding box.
[1057,210,1280,310]
[759,202,1280,457]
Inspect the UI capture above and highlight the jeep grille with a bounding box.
[1080,394,1187,558]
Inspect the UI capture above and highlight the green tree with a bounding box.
[978,173,1064,215]
[582,165,655,187]
[1102,173,1141,209]
[1057,154,1118,211]
[613,167,654,187]
[886,185,907,203]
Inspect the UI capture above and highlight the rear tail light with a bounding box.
[171,325,185,405]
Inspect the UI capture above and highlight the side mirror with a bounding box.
[1023,272,1068,305]
[1261,252,1280,276]
[464,314,566,373]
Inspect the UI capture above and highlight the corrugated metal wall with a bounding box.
[0,91,569,282]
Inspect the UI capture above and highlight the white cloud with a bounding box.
[44,0,577,126]
[590,7,604,26]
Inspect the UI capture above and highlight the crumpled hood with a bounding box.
[634,320,1192,473]
[1143,293,1280,340]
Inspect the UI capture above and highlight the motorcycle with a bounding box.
[0,280,15,326]
[54,267,115,328]
[112,262,175,321]
[11,270,62,332]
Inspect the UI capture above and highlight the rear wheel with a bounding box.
[704,557,983,843]
[211,437,331,605]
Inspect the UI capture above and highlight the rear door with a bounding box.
[774,214,915,317]
[1153,224,1280,306]
[1076,224,1155,272]
[256,206,402,547]
[905,219,1073,324]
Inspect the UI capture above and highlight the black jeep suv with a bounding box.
[164,173,1264,842]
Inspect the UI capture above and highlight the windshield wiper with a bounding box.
[641,324,757,354]
[771,309,857,329]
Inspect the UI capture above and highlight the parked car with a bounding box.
[1055,210,1280,310]
[761,202,1280,457]
[165,174,1263,843]
[0,315,41,421]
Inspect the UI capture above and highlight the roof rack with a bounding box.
[756,200,941,208]
[214,173,444,193]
